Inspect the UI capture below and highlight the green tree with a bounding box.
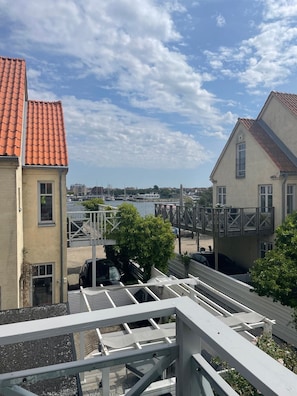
[81,197,104,211]
[198,187,212,206]
[107,203,175,281]
[250,211,297,327]
[134,215,175,280]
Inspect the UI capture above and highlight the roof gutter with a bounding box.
[281,172,288,223]
[22,165,68,170]
[59,168,65,303]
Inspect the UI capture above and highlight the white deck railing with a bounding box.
[1,297,297,395]
[67,206,120,247]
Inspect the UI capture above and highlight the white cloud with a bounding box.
[216,14,226,27]
[0,0,232,134]
[262,0,297,19]
[61,96,213,170]
[205,0,297,90]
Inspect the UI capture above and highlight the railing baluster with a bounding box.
[153,205,274,238]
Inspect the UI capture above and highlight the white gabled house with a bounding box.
[210,91,297,269]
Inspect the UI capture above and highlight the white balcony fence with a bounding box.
[1,295,297,395]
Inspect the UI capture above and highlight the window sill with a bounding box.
[38,222,56,227]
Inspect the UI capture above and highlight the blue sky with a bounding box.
[1,0,297,189]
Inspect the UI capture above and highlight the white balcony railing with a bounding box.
[67,206,120,247]
[1,296,296,395]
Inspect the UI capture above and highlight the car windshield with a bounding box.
[109,266,120,281]
[192,253,208,265]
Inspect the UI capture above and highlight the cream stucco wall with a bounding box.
[212,124,281,209]
[22,167,68,305]
[0,158,24,309]
[211,122,297,268]
[261,96,297,156]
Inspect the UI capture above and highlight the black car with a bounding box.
[190,251,245,275]
[79,258,122,288]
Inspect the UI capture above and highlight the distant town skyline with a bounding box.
[68,183,209,191]
[2,1,297,188]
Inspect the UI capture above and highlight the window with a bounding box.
[217,186,226,206]
[259,185,273,212]
[236,142,246,178]
[39,182,53,222]
[32,264,53,306]
[286,184,295,215]
[260,241,273,258]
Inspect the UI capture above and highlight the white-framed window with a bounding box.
[39,182,54,223]
[217,186,226,206]
[236,142,246,178]
[32,263,53,306]
[260,241,273,258]
[259,184,273,212]
[286,184,296,215]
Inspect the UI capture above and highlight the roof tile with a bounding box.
[239,118,297,173]
[0,57,26,157]
[25,101,68,166]
[272,91,297,117]
[0,56,68,168]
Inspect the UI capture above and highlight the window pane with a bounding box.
[39,182,53,222]
[33,277,52,306]
[41,195,53,221]
[39,265,45,275]
[236,142,246,178]
[46,183,52,194]
[46,264,53,275]
[40,183,46,194]
[287,185,295,215]
[217,186,226,205]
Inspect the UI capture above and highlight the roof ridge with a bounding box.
[28,99,62,104]
[272,90,297,96]
[0,55,25,62]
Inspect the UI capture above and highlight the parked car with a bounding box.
[79,258,122,287]
[190,251,245,275]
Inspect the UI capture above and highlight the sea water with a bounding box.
[67,200,155,217]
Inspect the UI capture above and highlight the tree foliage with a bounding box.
[81,197,104,211]
[250,211,297,309]
[198,187,212,206]
[107,203,175,281]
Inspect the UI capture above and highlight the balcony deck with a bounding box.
[1,290,296,395]
[155,204,275,237]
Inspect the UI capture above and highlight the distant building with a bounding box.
[136,192,160,200]
[70,183,87,196]
[91,185,104,196]
[0,56,68,309]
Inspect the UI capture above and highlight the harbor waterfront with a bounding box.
[67,199,157,217]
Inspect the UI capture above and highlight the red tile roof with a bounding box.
[26,101,68,166]
[272,91,297,118]
[239,118,297,173]
[0,56,68,167]
[0,57,26,157]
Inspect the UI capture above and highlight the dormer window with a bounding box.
[236,142,246,178]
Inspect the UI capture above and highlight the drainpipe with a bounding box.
[281,173,288,223]
[59,169,64,303]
